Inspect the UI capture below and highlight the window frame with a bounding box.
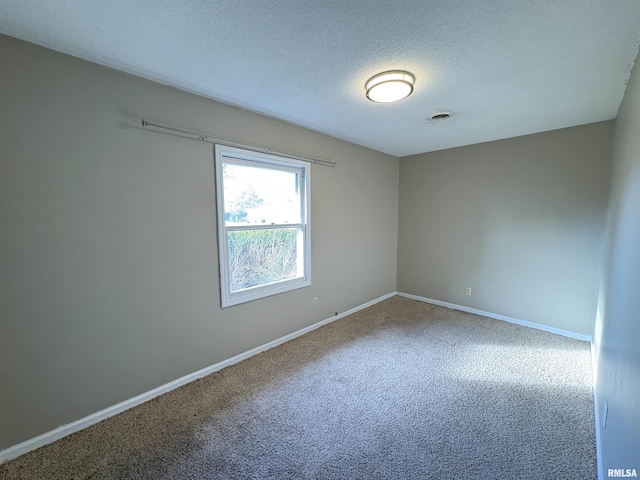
[214,145,311,308]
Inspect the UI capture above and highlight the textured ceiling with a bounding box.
[1,1,640,157]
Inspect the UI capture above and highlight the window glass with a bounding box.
[228,227,301,292]
[223,163,301,226]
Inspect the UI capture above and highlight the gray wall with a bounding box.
[397,123,613,335]
[0,35,399,450]
[594,51,640,472]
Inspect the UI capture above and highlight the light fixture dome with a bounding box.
[365,70,415,103]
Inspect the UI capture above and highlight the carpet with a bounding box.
[0,296,596,479]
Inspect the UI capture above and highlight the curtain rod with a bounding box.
[141,119,337,168]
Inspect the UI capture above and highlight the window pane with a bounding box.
[228,228,301,292]
[223,162,301,226]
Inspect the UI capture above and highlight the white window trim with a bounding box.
[214,145,311,308]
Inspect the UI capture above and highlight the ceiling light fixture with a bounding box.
[365,70,415,103]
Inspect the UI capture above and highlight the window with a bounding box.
[215,145,311,307]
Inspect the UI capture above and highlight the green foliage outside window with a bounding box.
[228,229,298,292]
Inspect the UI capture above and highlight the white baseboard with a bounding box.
[395,292,593,342]
[591,341,604,480]
[0,292,396,464]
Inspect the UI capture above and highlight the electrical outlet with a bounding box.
[603,401,608,429]
[465,287,472,296]
[313,297,318,307]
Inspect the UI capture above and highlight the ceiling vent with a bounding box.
[428,112,454,122]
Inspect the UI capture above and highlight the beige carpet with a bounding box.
[0,296,596,479]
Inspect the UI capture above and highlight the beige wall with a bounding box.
[397,123,613,335]
[594,50,640,472]
[0,35,399,450]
